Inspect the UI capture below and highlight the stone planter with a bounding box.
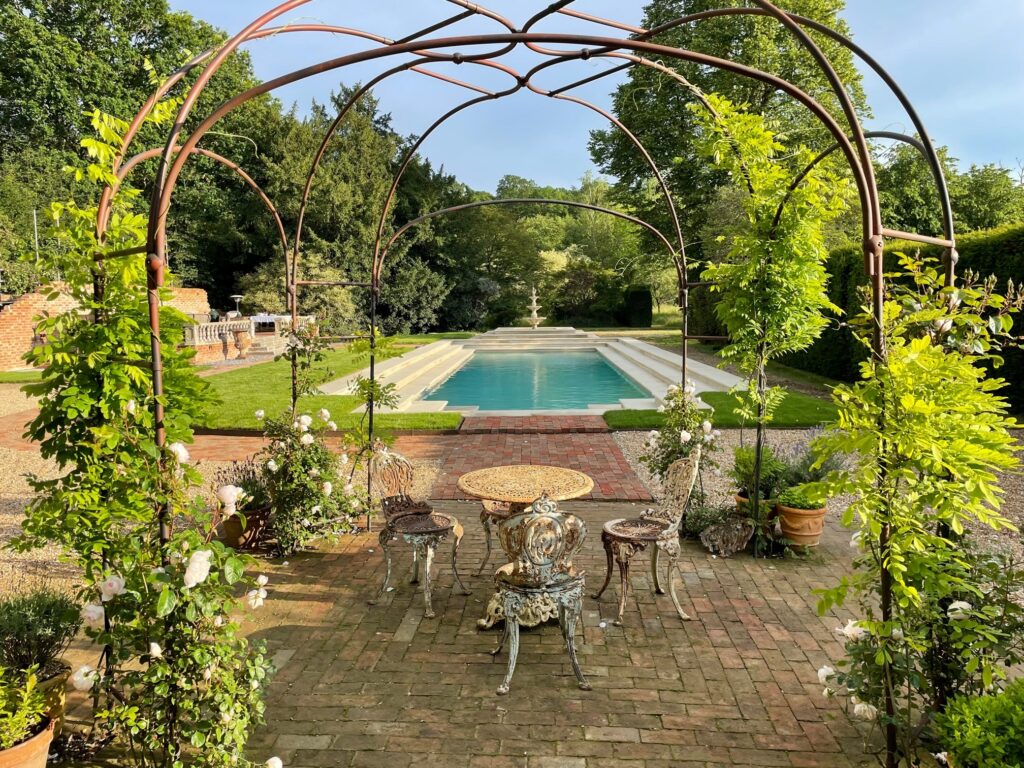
[36,663,70,736]
[232,329,252,359]
[776,503,827,547]
[0,718,54,768]
[220,506,270,550]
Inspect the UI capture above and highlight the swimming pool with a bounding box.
[422,350,649,410]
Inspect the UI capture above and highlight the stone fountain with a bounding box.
[524,287,545,329]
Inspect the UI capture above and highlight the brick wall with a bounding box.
[0,286,212,371]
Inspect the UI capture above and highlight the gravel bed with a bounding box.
[615,427,1024,560]
[0,382,37,418]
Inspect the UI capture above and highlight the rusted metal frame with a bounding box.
[295,280,372,288]
[556,7,647,35]
[379,198,678,278]
[685,335,729,342]
[394,10,475,44]
[93,245,148,263]
[881,229,955,249]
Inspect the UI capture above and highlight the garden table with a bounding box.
[457,464,594,629]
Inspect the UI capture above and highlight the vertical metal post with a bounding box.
[146,252,170,553]
[680,281,689,385]
[366,282,376,532]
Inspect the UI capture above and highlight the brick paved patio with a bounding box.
[238,501,871,768]
[460,415,609,434]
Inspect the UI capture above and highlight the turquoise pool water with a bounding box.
[422,351,648,410]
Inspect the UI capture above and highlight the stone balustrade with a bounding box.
[181,316,315,347]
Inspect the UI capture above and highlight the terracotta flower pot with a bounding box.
[776,503,827,547]
[0,718,54,768]
[36,663,70,736]
[220,506,270,549]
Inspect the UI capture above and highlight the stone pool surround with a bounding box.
[319,327,742,415]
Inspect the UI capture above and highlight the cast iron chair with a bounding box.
[592,446,701,626]
[367,442,469,618]
[478,499,512,574]
[489,495,590,695]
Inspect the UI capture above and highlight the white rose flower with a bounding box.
[656,406,665,413]
[213,615,224,628]
[947,600,972,620]
[322,481,333,497]
[301,518,311,527]
[299,414,313,428]
[823,687,835,698]
[149,642,163,659]
[680,430,692,444]
[853,701,878,721]
[327,421,337,431]
[99,574,126,602]
[254,409,265,420]
[81,603,105,629]
[666,385,679,395]
[310,468,320,477]
[71,665,101,692]
[318,408,331,422]
[267,459,278,472]
[266,757,283,768]
[217,485,242,507]
[835,619,868,641]
[817,665,834,685]
[300,433,314,446]
[701,420,712,434]
[684,380,696,395]
[246,589,266,609]
[256,574,269,587]
[850,531,862,549]
[183,550,213,589]
[339,454,349,465]
[168,442,190,464]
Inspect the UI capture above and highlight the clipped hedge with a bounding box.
[617,286,654,328]
[688,224,1024,412]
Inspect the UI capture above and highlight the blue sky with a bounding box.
[168,1,1024,192]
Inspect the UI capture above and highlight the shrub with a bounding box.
[776,428,843,487]
[730,445,787,501]
[0,666,46,750]
[777,486,824,510]
[0,589,80,676]
[639,381,720,478]
[616,286,653,328]
[935,678,1024,768]
[681,503,731,538]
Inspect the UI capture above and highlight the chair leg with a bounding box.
[421,542,436,619]
[490,616,509,657]
[613,542,636,627]
[651,544,665,595]
[409,547,420,585]
[591,532,614,600]
[451,520,470,595]
[478,511,492,574]
[563,597,591,691]
[497,617,520,695]
[660,539,692,622]
[368,529,393,605]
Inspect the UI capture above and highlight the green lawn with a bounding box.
[0,370,42,383]
[604,390,838,431]
[200,342,463,431]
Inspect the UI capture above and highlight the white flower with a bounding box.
[933,753,948,766]
[817,665,834,685]
[656,405,665,413]
[256,574,269,587]
[712,429,721,438]
[823,687,835,698]
[168,442,190,464]
[246,589,266,609]
[149,642,163,659]
[701,420,712,434]
[81,603,104,629]
[213,615,224,628]
[933,318,953,333]
[310,468,320,477]
[853,701,878,721]
[301,518,311,527]
[322,481,332,497]
[684,380,696,396]
[203,666,214,682]
[220,710,233,725]
[99,574,126,602]
[254,409,265,420]
[339,454,349,465]
[666,385,679,395]
[318,408,331,422]
[679,430,692,444]
[71,665,100,692]
[327,421,337,431]
[850,531,862,549]
[183,550,213,589]
[251,678,261,690]
[947,600,972,620]
[126,399,137,415]
[310,506,321,516]
[267,459,278,472]
[343,483,354,495]
[299,414,313,428]
[891,628,904,641]
[217,484,242,507]
[648,430,658,438]
[835,620,868,641]
[265,757,283,768]
[300,433,314,446]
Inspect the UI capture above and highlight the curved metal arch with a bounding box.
[378,197,679,277]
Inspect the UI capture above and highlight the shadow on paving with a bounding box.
[243,500,878,768]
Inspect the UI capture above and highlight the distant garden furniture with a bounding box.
[368,444,469,618]
[489,495,590,695]
[592,447,701,626]
[478,499,511,574]
[456,464,594,629]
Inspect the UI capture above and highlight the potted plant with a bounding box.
[775,486,828,547]
[730,445,787,518]
[0,666,52,768]
[0,588,80,735]
[214,458,272,550]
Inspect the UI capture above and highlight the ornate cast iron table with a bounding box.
[457,465,594,629]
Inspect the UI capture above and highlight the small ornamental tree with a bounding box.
[12,104,275,766]
[814,254,1023,763]
[689,93,849,552]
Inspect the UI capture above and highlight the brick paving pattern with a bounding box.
[460,416,609,434]
[242,501,871,767]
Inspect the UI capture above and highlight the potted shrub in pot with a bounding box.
[0,667,52,768]
[775,486,828,547]
[0,588,80,735]
[214,458,272,550]
[730,445,787,520]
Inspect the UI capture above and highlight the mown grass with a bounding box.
[199,340,464,431]
[604,390,838,431]
[0,370,42,383]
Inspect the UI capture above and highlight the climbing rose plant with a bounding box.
[13,105,274,767]
[639,380,720,479]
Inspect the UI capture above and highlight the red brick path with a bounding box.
[460,415,608,434]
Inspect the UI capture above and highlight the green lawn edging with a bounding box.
[605,390,838,431]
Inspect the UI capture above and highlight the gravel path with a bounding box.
[0,383,36,418]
